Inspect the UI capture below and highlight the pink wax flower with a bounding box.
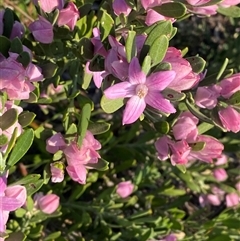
[57,2,80,31]
[34,193,60,214]
[145,9,175,26]
[195,85,221,109]
[104,57,176,125]
[215,154,228,166]
[116,181,134,198]
[213,168,228,182]
[46,133,67,154]
[113,0,132,16]
[163,47,200,91]
[50,162,64,183]
[63,131,101,184]
[219,73,240,99]
[225,193,239,207]
[32,0,64,13]
[218,106,240,133]
[219,0,240,7]
[29,16,53,44]
[0,172,27,237]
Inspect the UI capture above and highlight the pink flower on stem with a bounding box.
[46,133,67,154]
[213,168,228,182]
[34,193,60,214]
[104,57,176,125]
[113,0,132,16]
[0,172,27,237]
[57,2,80,31]
[225,193,239,207]
[116,181,134,198]
[50,162,64,183]
[29,16,53,44]
[195,85,221,109]
[218,106,240,133]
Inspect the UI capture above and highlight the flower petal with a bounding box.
[104,82,135,99]
[145,92,176,114]
[146,70,176,91]
[123,95,146,125]
[0,197,23,211]
[128,57,146,85]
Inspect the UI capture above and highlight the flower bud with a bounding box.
[215,154,227,166]
[213,168,228,182]
[226,193,239,207]
[50,162,64,183]
[35,193,60,214]
[116,181,134,198]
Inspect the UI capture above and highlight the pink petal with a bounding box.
[104,82,135,99]
[122,96,146,125]
[128,57,146,85]
[0,197,23,211]
[66,164,87,184]
[145,92,176,114]
[146,70,176,91]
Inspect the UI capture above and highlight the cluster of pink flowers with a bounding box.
[46,131,101,184]
[195,73,240,133]
[112,0,240,25]
[29,0,80,43]
[155,111,224,165]
[0,172,27,240]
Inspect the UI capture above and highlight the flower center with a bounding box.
[135,84,148,98]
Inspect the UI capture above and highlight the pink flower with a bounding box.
[57,2,80,31]
[50,162,64,183]
[163,47,200,91]
[225,193,239,207]
[29,16,53,43]
[46,133,67,154]
[91,28,107,57]
[213,168,228,182]
[219,73,240,99]
[195,85,221,109]
[104,57,176,125]
[32,0,64,13]
[145,9,175,26]
[10,21,25,39]
[0,172,27,236]
[34,193,60,214]
[189,5,218,15]
[186,0,211,5]
[66,165,87,184]
[219,0,240,7]
[235,182,240,192]
[206,194,221,206]
[116,181,134,198]
[218,106,240,133]
[113,0,132,16]
[140,0,170,10]
[215,154,228,166]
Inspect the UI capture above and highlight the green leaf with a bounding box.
[82,65,93,90]
[101,95,124,114]
[162,88,186,101]
[153,121,169,134]
[10,174,41,186]
[142,55,151,75]
[26,179,44,196]
[7,129,34,167]
[186,56,206,74]
[53,150,63,161]
[3,8,15,38]
[149,35,168,67]
[88,121,111,135]
[5,232,26,241]
[161,188,186,196]
[216,58,229,81]
[0,134,8,146]
[152,62,172,72]
[190,141,206,151]
[176,164,186,173]
[217,6,240,18]
[25,92,38,103]
[3,127,18,161]
[99,10,114,41]
[0,108,18,131]
[228,90,240,105]
[153,2,187,18]
[18,111,36,128]
[40,62,58,78]
[77,103,91,146]
[87,158,109,171]
[17,51,31,68]
[43,232,61,241]
[125,30,136,63]
[10,37,23,54]
[78,37,94,60]
[15,208,27,218]
[198,122,214,134]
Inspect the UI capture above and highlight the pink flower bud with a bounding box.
[57,2,80,31]
[50,162,64,183]
[206,194,221,206]
[213,168,228,182]
[165,234,177,241]
[226,193,239,207]
[116,181,134,198]
[46,133,66,154]
[29,16,53,44]
[10,21,25,40]
[215,154,228,166]
[218,106,240,133]
[35,193,60,214]
[235,182,240,192]
[113,0,132,16]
